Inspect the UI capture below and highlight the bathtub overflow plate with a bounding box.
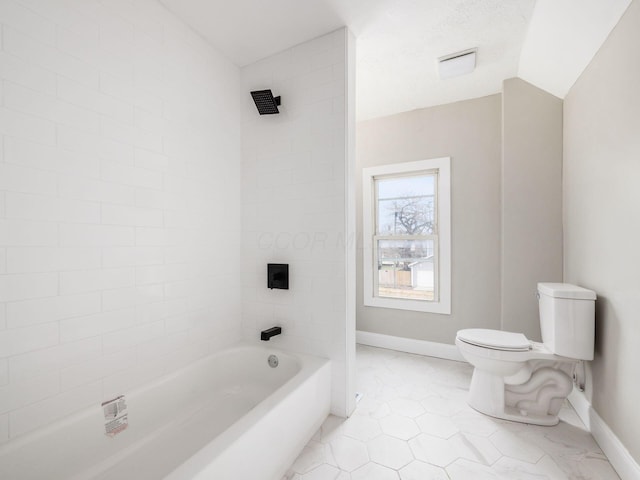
[268,354,279,368]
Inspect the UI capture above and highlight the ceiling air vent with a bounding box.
[438,48,477,79]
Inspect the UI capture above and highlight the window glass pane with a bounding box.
[376,174,436,235]
[377,239,435,301]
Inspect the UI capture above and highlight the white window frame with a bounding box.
[363,157,451,314]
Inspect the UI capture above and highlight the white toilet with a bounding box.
[455,283,596,426]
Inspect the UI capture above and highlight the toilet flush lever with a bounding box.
[535,292,540,300]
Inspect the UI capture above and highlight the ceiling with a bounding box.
[159,0,631,121]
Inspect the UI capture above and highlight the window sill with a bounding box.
[363,296,451,314]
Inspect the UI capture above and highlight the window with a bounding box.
[363,157,451,314]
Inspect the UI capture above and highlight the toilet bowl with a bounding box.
[456,329,576,425]
[456,283,596,426]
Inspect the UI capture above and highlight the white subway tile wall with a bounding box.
[241,29,350,415]
[0,0,243,442]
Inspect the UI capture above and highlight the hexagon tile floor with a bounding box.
[282,345,620,480]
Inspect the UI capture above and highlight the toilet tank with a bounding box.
[538,283,596,360]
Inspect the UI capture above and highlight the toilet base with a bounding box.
[467,368,568,426]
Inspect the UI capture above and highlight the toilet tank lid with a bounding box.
[538,283,597,300]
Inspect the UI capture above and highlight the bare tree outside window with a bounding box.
[389,196,434,235]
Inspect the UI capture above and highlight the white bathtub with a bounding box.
[0,343,331,480]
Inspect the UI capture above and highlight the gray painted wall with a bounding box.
[502,78,564,341]
[564,0,640,463]
[356,95,502,344]
[357,83,564,347]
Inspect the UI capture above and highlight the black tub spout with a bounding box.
[261,326,282,341]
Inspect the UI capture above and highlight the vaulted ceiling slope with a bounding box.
[518,0,632,99]
[159,0,632,120]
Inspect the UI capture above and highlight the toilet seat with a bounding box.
[457,328,531,352]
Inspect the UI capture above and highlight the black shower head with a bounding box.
[250,89,281,115]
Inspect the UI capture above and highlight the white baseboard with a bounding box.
[568,389,640,480]
[356,330,464,362]
[567,388,592,430]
